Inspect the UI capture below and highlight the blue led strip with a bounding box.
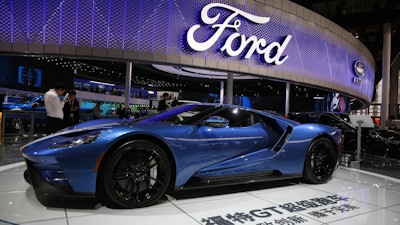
[42,0,46,44]
[75,0,78,46]
[121,0,126,50]
[58,0,63,46]
[9,0,13,43]
[137,0,142,51]
[291,27,305,75]
[90,0,94,47]
[27,0,30,43]
[106,0,111,49]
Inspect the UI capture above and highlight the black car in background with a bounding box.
[288,112,400,160]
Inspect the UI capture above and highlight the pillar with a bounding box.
[381,23,391,128]
[125,62,132,109]
[285,82,290,116]
[390,62,399,118]
[219,81,224,104]
[226,72,233,105]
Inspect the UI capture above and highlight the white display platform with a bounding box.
[1,163,400,225]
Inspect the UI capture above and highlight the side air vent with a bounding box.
[272,126,293,152]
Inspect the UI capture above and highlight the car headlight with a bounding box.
[50,130,102,149]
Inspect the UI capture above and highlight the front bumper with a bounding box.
[24,159,97,208]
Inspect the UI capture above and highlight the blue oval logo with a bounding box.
[354,61,365,77]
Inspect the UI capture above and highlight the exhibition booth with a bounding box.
[0,0,375,104]
[0,0,399,224]
[0,0,376,143]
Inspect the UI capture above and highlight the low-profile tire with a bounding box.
[24,169,32,185]
[303,137,337,184]
[98,140,171,209]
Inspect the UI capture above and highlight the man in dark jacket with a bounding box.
[63,90,80,127]
[157,93,170,112]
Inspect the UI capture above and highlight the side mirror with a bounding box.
[202,116,229,128]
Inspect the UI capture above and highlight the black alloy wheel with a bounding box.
[303,137,337,184]
[99,140,171,208]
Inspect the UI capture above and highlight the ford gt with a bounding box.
[21,104,343,208]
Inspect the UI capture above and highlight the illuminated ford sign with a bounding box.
[352,60,365,85]
[186,3,292,66]
[354,61,366,77]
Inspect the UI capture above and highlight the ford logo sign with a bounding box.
[354,61,365,77]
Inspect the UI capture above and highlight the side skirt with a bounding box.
[177,170,302,190]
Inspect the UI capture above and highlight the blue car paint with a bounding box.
[21,104,342,194]
[165,123,267,185]
[196,123,342,178]
[3,96,45,111]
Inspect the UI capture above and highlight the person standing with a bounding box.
[63,90,80,127]
[385,115,396,130]
[92,102,102,119]
[44,82,66,134]
[117,103,126,119]
[157,93,170,112]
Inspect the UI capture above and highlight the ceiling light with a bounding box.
[90,80,115,86]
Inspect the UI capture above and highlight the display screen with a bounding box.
[17,66,42,88]
[324,93,350,112]
[0,56,74,92]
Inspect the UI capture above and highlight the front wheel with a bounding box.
[98,140,171,208]
[303,137,337,184]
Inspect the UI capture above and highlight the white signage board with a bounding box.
[348,115,375,128]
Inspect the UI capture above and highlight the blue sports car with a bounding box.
[3,96,46,111]
[21,104,343,209]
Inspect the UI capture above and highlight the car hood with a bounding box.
[64,118,127,131]
[21,119,129,149]
[367,128,400,141]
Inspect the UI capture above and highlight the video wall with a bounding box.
[0,56,74,92]
[73,77,156,99]
[323,93,351,112]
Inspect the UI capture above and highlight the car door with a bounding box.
[174,107,267,175]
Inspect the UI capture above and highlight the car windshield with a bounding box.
[330,113,356,129]
[334,114,351,123]
[133,104,215,124]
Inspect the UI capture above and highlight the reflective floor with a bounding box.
[1,163,400,225]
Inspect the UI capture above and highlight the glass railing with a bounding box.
[1,110,94,144]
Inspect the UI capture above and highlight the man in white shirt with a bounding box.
[44,82,67,134]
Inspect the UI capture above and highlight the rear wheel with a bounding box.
[98,140,171,208]
[303,137,337,184]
